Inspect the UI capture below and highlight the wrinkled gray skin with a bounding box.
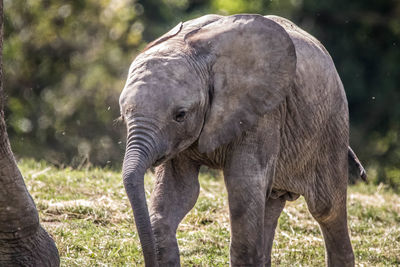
[0,1,59,264]
[0,128,60,266]
[120,14,360,267]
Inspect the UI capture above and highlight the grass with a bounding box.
[20,159,400,266]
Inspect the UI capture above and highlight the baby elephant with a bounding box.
[119,14,364,266]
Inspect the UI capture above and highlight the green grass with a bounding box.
[20,159,400,266]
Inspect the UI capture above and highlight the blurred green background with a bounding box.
[4,0,400,188]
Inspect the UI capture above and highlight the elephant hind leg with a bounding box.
[263,196,286,267]
[304,180,354,267]
[311,202,354,267]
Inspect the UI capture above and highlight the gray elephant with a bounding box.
[119,14,366,267]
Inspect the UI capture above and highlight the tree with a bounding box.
[0,0,59,265]
[3,0,400,188]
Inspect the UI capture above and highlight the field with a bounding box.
[20,159,400,266]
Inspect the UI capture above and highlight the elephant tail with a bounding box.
[348,146,367,182]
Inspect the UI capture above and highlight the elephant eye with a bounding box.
[174,109,187,122]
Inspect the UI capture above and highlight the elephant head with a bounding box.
[119,14,296,265]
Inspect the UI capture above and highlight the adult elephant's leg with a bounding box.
[263,196,286,267]
[149,154,200,266]
[305,153,354,267]
[223,126,280,266]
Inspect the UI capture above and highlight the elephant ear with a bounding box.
[186,14,296,154]
[143,22,183,51]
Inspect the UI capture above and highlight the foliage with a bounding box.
[20,159,400,265]
[4,0,141,166]
[4,0,400,187]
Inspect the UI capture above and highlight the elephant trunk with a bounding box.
[122,119,164,267]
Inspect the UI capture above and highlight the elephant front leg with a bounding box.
[227,184,267,266]
[224,150,278,266]
[149,155,200,266]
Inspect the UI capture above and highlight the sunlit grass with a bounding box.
[20,159,400,266]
